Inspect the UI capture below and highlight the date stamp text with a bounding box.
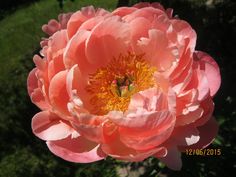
[185,148,221,156]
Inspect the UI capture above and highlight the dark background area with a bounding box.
[0,0,235,176]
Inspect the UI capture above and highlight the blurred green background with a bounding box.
[0,0,235,176]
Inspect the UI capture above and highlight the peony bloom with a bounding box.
[27,2,221,170]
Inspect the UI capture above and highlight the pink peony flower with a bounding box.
[27,2,221,170]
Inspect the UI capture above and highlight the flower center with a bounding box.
[86,53,157,115]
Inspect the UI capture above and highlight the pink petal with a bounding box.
[118,111,175,150]
[194,97,214,127]
[170,43,192,81]
[48,55,65,81]
[129,17,151,44]
[195,51,221,97]
[133,3,165,11]
[46,136,106,163]
[72,114,104,143]
[32,111,72,141]
[101,134,161,161]
[186,117,218,149]
[112,7,137,17]
[49,30,68,59]
[184,62,210,101]
[171,19,197,52]
[128,88,168,112]
[67,6,96,38]
[27,68,38,96]
[42,19,60,36]
[168,125,200,146]
[85,16,130,69]
[66,65,91,114]
[58,12,73,29]
[136,29,177,71]
[27,68,49,110]
[133,2,153,9]
[176,108,203,126]
[124,7,165,23]
[156,147,182,171]
[49,70,70,117]
[64,30,96,75]
[78,16,104,31]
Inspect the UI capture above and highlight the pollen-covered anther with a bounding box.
[86,53,157,115]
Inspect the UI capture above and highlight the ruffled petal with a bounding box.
[157,147,182,171]
[32,111,72,141]
[194,51,221,97]
[186,117,218,149]
[67,6,96,38]
[47,135,106,163]
[118,111,175,150]
[112,7,137,17]
[66,65,91,114]
[136,29,177,71]
[64,30,96,75]
[85,16,130,69]
[42,19,60,36]
[27,68,49,110]
[49,70,70,117]
[101,133,162,161]
[168,125,200,147]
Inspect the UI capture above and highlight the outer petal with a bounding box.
[170,125,200,147]
[133,2,165,12]
[171,19,197,52]
[156,147,182,171]
[185,117,218,149]
[101,133,162,162]
[112,7,137,17]
[67,6,110,38]
[32,111,72,141]
[194,97,214,127]
[124,7,164,22]
[42,19,60,36]
[118,111,175,150]
[46,135,106,163]
[64,30,96,75]
[27,68,49,110]
[49,70,70,117]
[67,6,96,38]
[194,51,221,97]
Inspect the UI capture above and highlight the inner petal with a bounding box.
[86,53,157,115]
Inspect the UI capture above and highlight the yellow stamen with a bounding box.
[86,53,157,115]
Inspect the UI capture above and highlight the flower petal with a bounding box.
[32,111,72,141]
[85,16,130,69]
[112,7,137,17]
[27,68,49,110]
[64,30,96,75]
[136,29,177,71]
[67,6,96,38]
[187,117,218,149]
[46,135,106,163]
[195,51,221,97]
[118,111,175,150]
[157,147,182,171]
[49,70,70,117]
[101,134,161,161]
